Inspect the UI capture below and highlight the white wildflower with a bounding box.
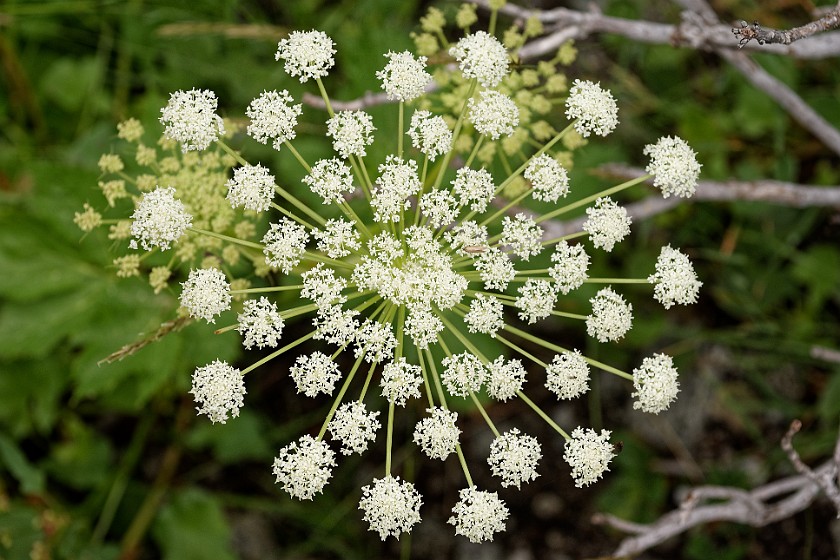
[262,218,309,274]
[275,30,335,82]
[449,31,509,87]
[237,296,284,349]
[583,197,631,252]
[381,357,423,406]
[451,167,495,213]
[464,293,504,337]
[524,154,569,202]
[515,279,557,324]
[326,110,376,158]
[404,307,444,350]
[486,357,526,401]
[501,213,543,260]
[371,156,421,222]
[545,350,590,399]
[301,263,347,307]
[354,319,397,364]
[549,241,590,294]
[303,158,356,204]
[129,186,192,251]
[290,351,341,397]
[312,219,361,259]
[413,407,460,460]
[190,360,245,424]
[246,90,302,150]
[586,287,633,342]
[644,135,701,198]
[225,164,275,212]
[359,476,423,540]
[180,268,231,323]
[475,248,515,291]
[564,79,618,137]
[376,51,431,102]
[632,353,680,414]
[312,305,359,347]
[448,486,509,543]
[468,90,519,139]
[488,428,541,488]
[419,188,459,229]
[328,401,381,455]
[563,427,615,487]
[159,89,225,151]
[407,110,452,161]
[272,435,336,500]
[648,245,702,308]
[441,352,486,397]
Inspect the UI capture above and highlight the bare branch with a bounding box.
[811,345,840,364]
[595,422,840,556]
[732,8,840,48]
[477,0,840,59]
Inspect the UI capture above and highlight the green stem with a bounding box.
[385,402,395,475]
[468,390,500,438]
[398,101,404,158]
[517,390,570,441]
[189,227,262,249]
[241,330,316,375]
[316,77,334,118]
[455,444,474,487]
[317,352,365,439]
[284,140,311,173]
[432,79,478,192]
[535,174,653,225]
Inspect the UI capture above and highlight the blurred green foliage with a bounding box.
[1,0,838,558]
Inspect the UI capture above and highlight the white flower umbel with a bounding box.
[587,287,633,342]
[545,350,590,400]
[313,304,359,347]
[632,353,680,413]
[129,186,192,251]
[407,110,452,161]
[441,352,487,397]
[468,90,520,140]
[326,110,376,158]
[452,167,495,213]
[524,154,570,202]
[648,245,702,308]
[301,263,347,307]
[303,157,356,204]
[475,248,515,291]
[237,296,284,349]
[564,79,618,138]
[413,407,460,460]
[376,51,431,102]
[515,279,557,324]
[488,428,541,488]
[583,197,631,252]
[563,427,615,487]
[549,241,590,294]
[371,156,421,222]
[190,360,245,424]
[180,268,232,323]
[246,90,302,150]
[272,435,336,500]
[262,217,309,274]
[501,213,544,260]
[445,220,488,256]
[486,357,526,402]
[312,218,361,259]
[404,307,444,349]
[465,293,504,337]
[159,89,225,151]
[448,486,509,543]
[225,164,275,212]
[354,319,397,364]
[419,188,459,229]
[449,31,509,87]
[381,357,423,406]
[359,476,423,541]
[290,351,341,397]
[328,401,381,455]
[275,30,335,82]
[644,135,701,198]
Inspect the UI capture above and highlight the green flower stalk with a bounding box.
[78,15,704,544]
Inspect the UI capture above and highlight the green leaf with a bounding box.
[44,417,112,490]
[817,367,840,423]
[0,434,45,494]
[185,409,272,463]
[152,488,235,560]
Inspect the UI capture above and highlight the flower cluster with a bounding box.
[81,7,703,545]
